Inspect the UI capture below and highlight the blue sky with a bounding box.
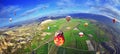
[0,0,120,27]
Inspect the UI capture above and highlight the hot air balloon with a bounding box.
[54,31,65,46]
[66,16,71,22]
[112,18,116,23]
[9,18,12,22]
[84,22,88,27]
[79,32,84,37]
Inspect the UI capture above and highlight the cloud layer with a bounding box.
[0,6,21,18]
[20,4,49,17]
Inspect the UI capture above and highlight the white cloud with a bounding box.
[84,0,120,22]
[21,7,40,16]
[107,0,120,6]
[97,5,120,19]
[0,5,21,18]
[0,6,20,13]
[20,4,49,17]
[57,0,80,8]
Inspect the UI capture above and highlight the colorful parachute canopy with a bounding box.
[84,22,88,27]
[66,16,71,22]
[79,32,84,37]
[112,18,116,23]
[54,31,65,46]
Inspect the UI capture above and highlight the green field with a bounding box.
[17,18,109,54]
